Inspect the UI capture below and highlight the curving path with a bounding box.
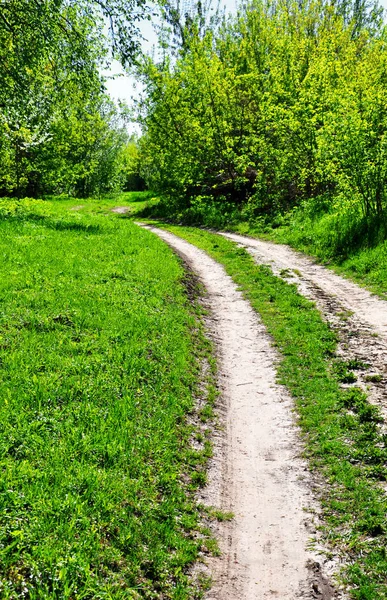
[220,232,387,340]
[139,224,338,600]
[219,232,387,419]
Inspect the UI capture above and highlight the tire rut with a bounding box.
[220,232,387,429]
[139,224,340,600]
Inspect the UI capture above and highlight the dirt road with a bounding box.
[220,232,387,421]
[141,225,337,600]
[221,233,387,338]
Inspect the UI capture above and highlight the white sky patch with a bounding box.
[103,0,238,133]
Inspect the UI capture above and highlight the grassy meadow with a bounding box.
[3,190,386,599]
[0,195,213,599]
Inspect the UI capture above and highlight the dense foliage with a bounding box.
[137,0,387,238]
[0,0,146,197]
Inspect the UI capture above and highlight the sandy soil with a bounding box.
[221,233,387,338]
[140,225,339,600]
[111,206,131,214]
[220,232,387,423]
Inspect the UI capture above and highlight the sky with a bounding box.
[103,0,238,132]
[101,18,155,112]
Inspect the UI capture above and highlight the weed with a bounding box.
[199,532,221,556]
[365,374,383,383]
[333,359,358,383]
[345,358,369,370]
[205,508,234,522]
[337,310,355,322]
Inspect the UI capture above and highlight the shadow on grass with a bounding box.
[1,212,102,234]
[128,191,155,203]
[337,212,387,257]
[311,210,387,262]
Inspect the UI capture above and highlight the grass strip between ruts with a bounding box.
[151,223,387,600]
[0,200,215,600]
[229,218,387,302]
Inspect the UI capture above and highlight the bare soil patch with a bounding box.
[220,232,387,425]
[111,206,131,214]
[140,224,340,600]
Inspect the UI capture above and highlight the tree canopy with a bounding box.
[0,0,147,197]
[136,0,387,229]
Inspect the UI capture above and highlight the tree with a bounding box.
[136,0,387,225]
[0,0,148,197]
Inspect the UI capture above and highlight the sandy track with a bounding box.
[221,233,387,339]
[220,232,387,420]
[111,206,131,214]
[140,225,336,600]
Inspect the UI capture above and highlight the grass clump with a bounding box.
[152,223,387,599]
[365,374,383,384]
[333,359,358,383]
[0,198,214,599]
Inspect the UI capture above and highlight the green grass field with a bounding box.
[3,191,387,599]
[0,196,213,599]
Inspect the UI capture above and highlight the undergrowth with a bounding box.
[151,223,387,600]
[0,197,215,599]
